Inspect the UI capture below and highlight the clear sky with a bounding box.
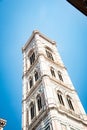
[0,0,87,130]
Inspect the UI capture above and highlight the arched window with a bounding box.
[50,67,55,77]
[58,71,63,81]
[57,91,64,106]
[29,77,33,88]
[37,95,42,111]
[46,50,54,61]
[67,96,74,111]
[30,52,35,65]
[34,71,38,81]
[30,102,35,120]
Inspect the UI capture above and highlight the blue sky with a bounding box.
[0,0,87,130]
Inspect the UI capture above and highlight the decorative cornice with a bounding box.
[22,53,66,79]
[49,76,75,92]
[57,106,87,126]
[22,73,75,103]
[28,105,87,130]
[22,30,56,53]
[28,108,47,130]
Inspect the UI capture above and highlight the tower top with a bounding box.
[22,30,56,52]
[22,30,87,130]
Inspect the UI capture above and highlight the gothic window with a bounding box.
[30,102,35,120]
[57,91,64,106]
[46,50,54,61]
[50,67,56,77]
[37,95,42,111]
[67,96,74,111]
[58,71,63,81]
[30,52,35,65]
[34,71,38,81]
[29,77,33,88]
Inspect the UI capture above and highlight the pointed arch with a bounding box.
[57,91,64,106]
[29,76,33,88]
[28,48,34,56]
[58,71,63,81]
[50,67,56,77]
[45,46,54,61]
[66,95,74,111]
[34,71,39,81]
[36,94,42,111]
[30,102,35,119]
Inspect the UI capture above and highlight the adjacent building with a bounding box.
[67,0,87,16]
[0,119,6,130]
[22,30,87,130]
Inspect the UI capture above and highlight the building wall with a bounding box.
[22,31,87,130]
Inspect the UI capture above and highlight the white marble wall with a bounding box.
[22,31,87,130]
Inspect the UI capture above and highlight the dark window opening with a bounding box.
[67,96,74,111]
[46,50,54,61]
[37,96,42,111]
[35,71,38,81]
[50,67,55,77]
[30,52,35,65]
[29,78,33,88]
[57,93,64,106]
[30,103,35,120]
[58,71,63,81]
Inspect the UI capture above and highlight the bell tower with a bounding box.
[22,30,87,130]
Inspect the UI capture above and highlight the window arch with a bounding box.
[58,71,63,81]
[37,95,42,111]
[67,96,74,111]
[34,71,38,81]
[45,47,54,61]
[30,102,35,120]
[30,52,35,65]
[50,67,56,77]
[29,77,33,88]
[57,91,64,106]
